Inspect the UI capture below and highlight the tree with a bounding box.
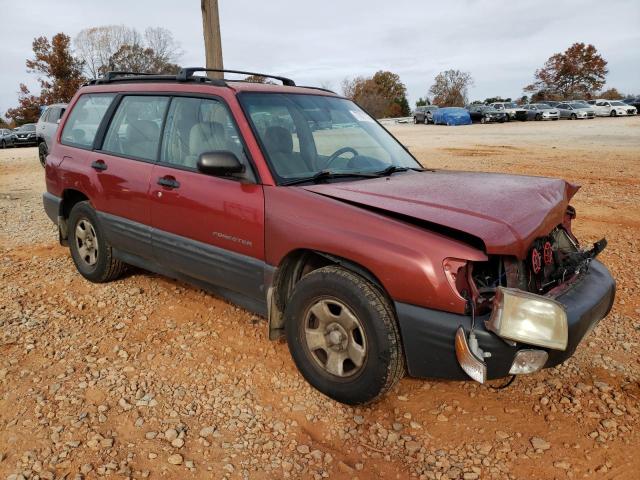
[428,70,474,106]
[342,71,411,118]
[525,43,608,99]
[244,74,275,84]
[6,33,85,125]
[599,88,623,100]
[107,44,180,74]
[416,97,429,107]
[518,95,529,104]
[484,96,511,104]
[74,25,181,77]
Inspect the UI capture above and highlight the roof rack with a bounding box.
[177,67,296,86]
[85,68,297,88]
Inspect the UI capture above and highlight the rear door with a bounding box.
[91,94,170,259]
[149,95,265,301]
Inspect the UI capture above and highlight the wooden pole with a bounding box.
[201,0,223,79]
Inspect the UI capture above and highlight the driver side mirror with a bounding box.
[197,151,245,177]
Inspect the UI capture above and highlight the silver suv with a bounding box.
[36,103,67,166]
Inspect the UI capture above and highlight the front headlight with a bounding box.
[485,287,568,350]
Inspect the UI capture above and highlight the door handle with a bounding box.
[91,160,107,171]
[157,176,180,189]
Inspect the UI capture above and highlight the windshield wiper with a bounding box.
[282,170,380,186]
[375,165,425,176]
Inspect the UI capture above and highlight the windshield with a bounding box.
[572,102,589,108]
[535,104,551,109]
[611,101,625,106]
[239,93,421,183]
[504,102,518,108]
[19,124,36,131]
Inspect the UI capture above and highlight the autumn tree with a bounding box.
[244,74,276,84]
[599,88,623,100]
[6,33,85,125]
[428,70,474,106]
[525,43,607,99]
[342,71,411,118]
[107,44,180,74]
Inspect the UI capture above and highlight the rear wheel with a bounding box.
[68,201,126,283]
[285,266,404,405]
[38,143,47,167]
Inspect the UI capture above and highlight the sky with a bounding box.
[1,0,639,117]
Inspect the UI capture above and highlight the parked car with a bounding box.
[431,107,472,125]
[593,99,636,117]
[413,105,439,124]
[13,123,38,146]
[36,103,67,167]
[0,128,16,148]
[622,97,640,110]
[42,68,615,405]
[467,104,508,124]
[488,102,527,121]
[522,103,560,121]
[556,103,595,120]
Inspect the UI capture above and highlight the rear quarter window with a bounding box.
[61,94,116,148]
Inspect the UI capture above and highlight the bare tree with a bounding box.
[74,25,181,78]
[429,70,474,106]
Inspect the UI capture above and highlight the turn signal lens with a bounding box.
[455,327,487,383]
[509,349,548,374]
[486,287,568,351]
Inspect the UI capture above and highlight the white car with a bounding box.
[488,102,528,121]
[593,100,636,117]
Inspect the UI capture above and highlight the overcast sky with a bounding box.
[1,0,639,117]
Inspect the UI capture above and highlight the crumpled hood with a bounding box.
[302,171,579,259]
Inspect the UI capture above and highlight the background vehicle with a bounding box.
[43,69,615,405]
[522,103,560,121]
[413,105,439,124]
[556,103,595,119]
[488,102,527,121]
[431,107,472,125]
[13,123,37,146]
[467,104,507,123]
[36,103,67,166]
[622,97,640,110]
[0,128,16,148]
[593,99,636,116]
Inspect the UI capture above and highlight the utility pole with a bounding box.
[201,0,223,79]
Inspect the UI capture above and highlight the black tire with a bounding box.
[413,117,418,124]
[38,143,47,167]
[284,266,404,405]
[480,116,486,124]
[570,113,577,120]
[610,110,616,117]
[68,201,126,283]
[0,140,5,149]
[535,113,542,121]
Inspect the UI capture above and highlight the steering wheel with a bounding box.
[324,147,359,169]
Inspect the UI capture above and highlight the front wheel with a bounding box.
[285,266,404,405]
[535,114,542,121]
[0,140,5,149]
[480,116,486,124]
[570,113,577,120]
[68,201,126,283]
[610,110,616,117]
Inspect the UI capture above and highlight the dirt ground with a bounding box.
[1,116,639,480]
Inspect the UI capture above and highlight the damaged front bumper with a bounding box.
[395,259,615,381]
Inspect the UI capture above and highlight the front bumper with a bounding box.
[395,260,615,380]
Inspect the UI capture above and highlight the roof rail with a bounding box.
[177,67,296,86]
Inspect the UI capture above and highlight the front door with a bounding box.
[149,96,266,301]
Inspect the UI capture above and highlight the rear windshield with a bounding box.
[61,94,116,148]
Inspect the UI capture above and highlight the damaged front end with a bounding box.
[453,215,609,383]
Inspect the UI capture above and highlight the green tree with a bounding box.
[416,97,429,107]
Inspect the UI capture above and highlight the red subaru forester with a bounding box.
[43,69,615,404]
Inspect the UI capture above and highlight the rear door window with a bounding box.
[61,94,116,148]
[102,96,169,161]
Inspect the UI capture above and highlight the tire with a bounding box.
[284,266,404,405]
[480,116,486,124]
[38,143,47,167]
[610,110,616,117]
[535,114,542,121]
[570,113,577,120]
[68,201,126,283]
[0,140,5,149]
[413,117,418,124]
